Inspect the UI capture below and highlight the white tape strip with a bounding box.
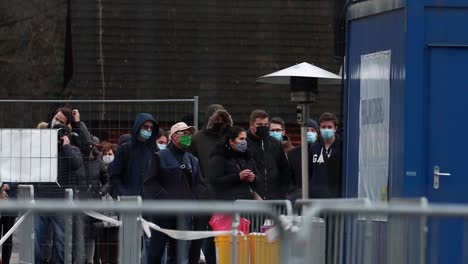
[83,210,121,227]
[140,218,232,240]
[0,210,30,246]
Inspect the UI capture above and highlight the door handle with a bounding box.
[434,166,450,189]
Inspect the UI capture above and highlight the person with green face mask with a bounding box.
[143,122,202,264]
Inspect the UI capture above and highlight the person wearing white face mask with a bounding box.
[286,119,320,201]
[101,142,116,166]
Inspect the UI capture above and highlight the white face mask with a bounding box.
[103,155,114,165]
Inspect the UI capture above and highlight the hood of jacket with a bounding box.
[206,109,233,129]
[131,113,159,146]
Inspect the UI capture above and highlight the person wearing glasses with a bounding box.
[269,116,295,154]
[246,110,291,200]
[144,122,201,264]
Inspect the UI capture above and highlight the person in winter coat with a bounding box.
[190,106,233,190]
[287,119,320,200]
[246,110,291,199]
[35,107,85,264]
[109,113,159,198]
[143,122,201,264]
[189,107,233,264]
[96,141,118,264]
[209,126,258,200]
[309,112,343,198]
[76,137,110,264]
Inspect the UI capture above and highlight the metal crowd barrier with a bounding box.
[0,185,293,264]
[299,197,468,264]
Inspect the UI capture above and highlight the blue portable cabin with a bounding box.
[344,0,468,262]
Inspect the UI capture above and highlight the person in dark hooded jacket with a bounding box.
[109,113,158,197]
[209,126,258,200]
[287,119,320,200]
[246,110,291,200]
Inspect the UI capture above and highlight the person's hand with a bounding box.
[246,171,255,182]
[72,109,80,123]
[62,135,70,145]
[239,169,251,181]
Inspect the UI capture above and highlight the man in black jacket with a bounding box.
[35,107,86,264]
[246,110,291,199]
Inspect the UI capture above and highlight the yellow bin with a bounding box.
[214,235,249,264]
[248,233,280,264]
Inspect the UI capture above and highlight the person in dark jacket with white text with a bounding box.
[309,112,343,198]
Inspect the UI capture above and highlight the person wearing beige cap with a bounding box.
[143,122,201,264]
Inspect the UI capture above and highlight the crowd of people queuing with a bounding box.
[0,104,342,264]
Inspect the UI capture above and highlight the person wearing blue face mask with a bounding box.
[286,119,320,201]
[109,113,159,198]
[269,117,296,153]
[208,126,259,201]
[156,129,169,151]
[308,112,343,198]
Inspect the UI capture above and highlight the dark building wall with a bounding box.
[70,0,343,128]
[0,1,343,135]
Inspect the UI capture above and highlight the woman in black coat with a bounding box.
[208,126,258,200]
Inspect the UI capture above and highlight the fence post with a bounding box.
[119,196,142,264]
[64,189,74,264]
[18,185,34,264]
[193,96,199,130]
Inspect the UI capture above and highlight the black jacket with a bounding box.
[309,138,343,198]
[208,144,258,200]
[246,130,291,199]
[144,144,201,200]
[36,144,84,199]
[287,143,316,200]
[109,113,159,197]
[77,150,110,199]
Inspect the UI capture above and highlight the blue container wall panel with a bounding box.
[403,4,468,197]
[425,7,468,44]
[345,9,406,198]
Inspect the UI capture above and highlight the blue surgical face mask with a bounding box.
[157,143,166,150]
[269,131,283,141]
[236,140,248,153]
[139,129,152,140]
[307,131,318,143]
[321,128,335,140]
